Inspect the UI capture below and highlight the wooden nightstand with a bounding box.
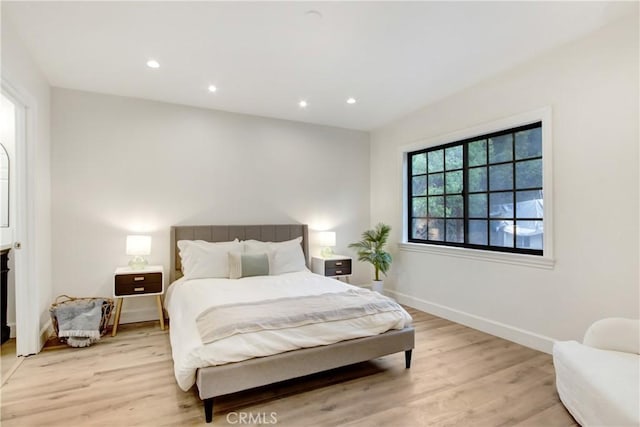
[112,265,164,336]
[312,255,352,282]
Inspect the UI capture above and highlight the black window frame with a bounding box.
[407,121,544,256]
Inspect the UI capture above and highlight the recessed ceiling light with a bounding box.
[299,100,308,108]
[208,85,217,93]
[146,59,160,69]
[346,97,357,104]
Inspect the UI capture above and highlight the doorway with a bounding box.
[1,92,18,381]
[1,79,40,364]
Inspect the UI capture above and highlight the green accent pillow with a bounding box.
[228,252,269,279]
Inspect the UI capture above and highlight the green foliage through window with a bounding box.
[408,122,544,255]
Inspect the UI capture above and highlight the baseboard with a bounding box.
[386,289,554,354]
[39,319,53,351]
[117,307,163,325]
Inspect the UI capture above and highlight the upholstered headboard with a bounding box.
[170,224,309,283]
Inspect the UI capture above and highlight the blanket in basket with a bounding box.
[52,298,106,347]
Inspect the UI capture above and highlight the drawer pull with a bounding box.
[335,262,343,266]
[134,287,145,292]
[335,270,343,275]
[133,277,145,282]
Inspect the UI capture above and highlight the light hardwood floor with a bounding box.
[0,339,19,385]
[0,308,577,426]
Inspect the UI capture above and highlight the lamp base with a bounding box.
[320,247,334,258]
[128,256,148,270]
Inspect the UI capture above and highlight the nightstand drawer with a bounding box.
[115,272,162,296]
[311,256,353,280]
[326,266,351,276]
[325,259,351,270]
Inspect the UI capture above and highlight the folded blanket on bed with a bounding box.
[196,288,404,344]
[53,299,104,348]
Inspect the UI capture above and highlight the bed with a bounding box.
[167,224,415,422]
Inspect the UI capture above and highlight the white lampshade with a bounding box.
[126,235,151,256]
[317,231,336,247]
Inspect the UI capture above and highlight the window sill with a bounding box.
[398,242,555,269]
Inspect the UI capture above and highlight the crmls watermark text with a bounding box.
[226,411,278,424]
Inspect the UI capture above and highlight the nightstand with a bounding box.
[112,265,164,336]
[312,255,352,282]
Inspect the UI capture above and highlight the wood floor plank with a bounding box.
[0,308,577,426]
[515,402,578,427]
[0,339,19,385]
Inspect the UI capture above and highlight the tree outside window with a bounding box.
[408,122,543,255]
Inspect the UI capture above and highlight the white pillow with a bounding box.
[243,239,270,254]
[268,241,307,275]
[243,237,306,275]
[244,237,302,253]
[178,239,242,279]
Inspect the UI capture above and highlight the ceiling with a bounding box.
[3,1,634,131]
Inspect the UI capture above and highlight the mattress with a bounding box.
[165,271,413,391]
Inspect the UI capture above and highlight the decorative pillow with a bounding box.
[177,239,242,279]
[228,252,270,279]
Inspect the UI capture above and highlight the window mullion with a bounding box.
[407,152,414,241]
[443,164,448,242]
[511,133,516,249]
[463,143,469,245]
[485,139,490,247]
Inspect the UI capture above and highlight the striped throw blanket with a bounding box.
[196,288,403,344]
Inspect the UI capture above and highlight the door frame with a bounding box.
[2,77,41,356]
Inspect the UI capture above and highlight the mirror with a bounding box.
[0,143,8,227]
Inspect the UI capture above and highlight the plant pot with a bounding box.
[371,280,383,293]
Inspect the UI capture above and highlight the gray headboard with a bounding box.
[170,224,309,282]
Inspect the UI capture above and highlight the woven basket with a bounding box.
[49,295,114,342]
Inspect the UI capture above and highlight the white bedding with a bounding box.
[165,271,412,391]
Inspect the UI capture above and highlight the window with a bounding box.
[408,122,543,255]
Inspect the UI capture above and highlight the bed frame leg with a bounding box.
[204,398,214,423]
[405,349,413,369]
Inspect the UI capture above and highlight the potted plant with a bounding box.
[349,223,392,292]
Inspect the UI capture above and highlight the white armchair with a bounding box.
[553,318,640,426]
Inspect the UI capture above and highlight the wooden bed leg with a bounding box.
[405,349,413,369]
[204,398,214,423]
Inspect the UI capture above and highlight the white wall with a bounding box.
[1,17,53,346]
[51,88,371,323]
[370,16,639,351]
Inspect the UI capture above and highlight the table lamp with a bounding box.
[126,235,151,269]
[318,231,336,258]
